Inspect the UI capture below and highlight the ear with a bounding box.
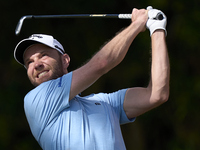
[61,53,70,73]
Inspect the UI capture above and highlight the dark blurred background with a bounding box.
[0,0,200,149]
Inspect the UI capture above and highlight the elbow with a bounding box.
[152,89,169,105]
[148,79,170,105]
[95,59,112,75]
[159,92,169,103]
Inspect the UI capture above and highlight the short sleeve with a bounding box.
[24,72,73,140]
[97,89,136,125]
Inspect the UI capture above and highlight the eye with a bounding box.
[27,60,33,65]
[24,60,33,68]
[41,53,49,58]
[42,53,47,57]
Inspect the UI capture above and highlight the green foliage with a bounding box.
[0,0,200,149]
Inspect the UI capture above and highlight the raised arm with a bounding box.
[123,8,170,119]
[69,8,148,100]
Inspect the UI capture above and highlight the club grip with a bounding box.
[118,14,132,19]
[118,13,164,20]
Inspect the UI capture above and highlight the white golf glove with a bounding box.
[146,6,167,36]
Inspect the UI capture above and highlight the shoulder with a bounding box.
[25,72,73,104]
[27,72,73,93]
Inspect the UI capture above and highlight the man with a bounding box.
[14,6,169,150]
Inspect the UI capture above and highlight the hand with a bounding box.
[146,6,167,36]
[131,8,148,32]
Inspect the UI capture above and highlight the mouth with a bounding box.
[37,70,49,78]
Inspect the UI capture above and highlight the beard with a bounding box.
[31,55,65,87]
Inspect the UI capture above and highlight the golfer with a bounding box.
[14,6,169,150]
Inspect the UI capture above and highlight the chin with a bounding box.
[30,71,64,87]
[31,78,49,87]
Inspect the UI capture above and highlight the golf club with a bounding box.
[15,13,163,35]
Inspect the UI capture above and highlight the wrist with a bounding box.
[130,21,146,34]
[151,29,166,38]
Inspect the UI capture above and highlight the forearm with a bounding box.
[70,9,148,100]
[88,9,148,75]
[150,30,170,102]
[70,22,144,100]
[89,22,143,74]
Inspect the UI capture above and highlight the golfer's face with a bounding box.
[24,44,64,86]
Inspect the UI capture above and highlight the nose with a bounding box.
[34,61,44,70]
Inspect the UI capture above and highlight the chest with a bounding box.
[68,97,119,129]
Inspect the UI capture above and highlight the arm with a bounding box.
[124,30,170,119]
[69,9,148,100]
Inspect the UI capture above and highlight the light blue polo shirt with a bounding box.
[24,72,135,150]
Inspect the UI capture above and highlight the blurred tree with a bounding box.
[0,0,200,149]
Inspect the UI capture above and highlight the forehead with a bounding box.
[23,44,57,58]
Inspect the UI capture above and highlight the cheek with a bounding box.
[51,59,64,75]
[27,67,34,79]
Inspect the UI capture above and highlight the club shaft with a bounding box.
[15,14,131,35]
[32,14,131,19]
